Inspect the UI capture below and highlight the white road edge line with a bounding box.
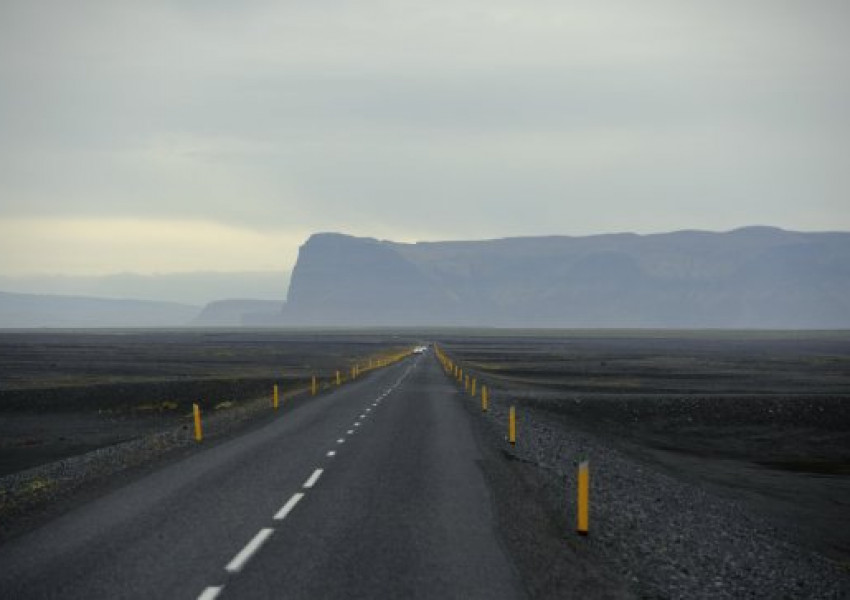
[327,450,336,457]
[303,468,324,489]
[274,492,305,520]
[347,429,354,434]
[198,586,224,600]
[337,438,345,444]
[225,528,275,574]
[354,422,361,427]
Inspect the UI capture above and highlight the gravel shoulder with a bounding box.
[0,330,420,543]
[0,382,317,543]
[3,332,848,598]
[439,340,850,599]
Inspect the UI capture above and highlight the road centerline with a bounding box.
[225,528,275,574]
[197,585,224,600]
[274,493,305,521]
[303,468,324,489]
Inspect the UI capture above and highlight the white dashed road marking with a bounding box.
[303,468,323,489]
[197,357,422,599]
[198,586,224,600]
[274,493,304,521]
[225,528,275,574]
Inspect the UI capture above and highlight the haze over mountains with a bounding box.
[0,271,287,328]
[282,227,850,328]
[0,291,199,328]
[1,227,848,328]
[0,271,289,306]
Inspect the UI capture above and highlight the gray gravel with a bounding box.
[0,386,309,541]
[470,382,850,599]
[4,354,849,598]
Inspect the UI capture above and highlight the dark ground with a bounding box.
[0,329,417,477]
[438,331,850,563]
[1,329,848,598]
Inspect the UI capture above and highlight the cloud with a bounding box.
[0,217,308,275]
[0,0,848,275]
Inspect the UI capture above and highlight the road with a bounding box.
[0,350,527,599]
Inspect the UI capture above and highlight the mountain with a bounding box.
[0,271,290,306]
[282,227,850,328]
[0,291,200,328]
[191,299,284,327]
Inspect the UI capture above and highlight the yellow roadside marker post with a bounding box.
[509,406,516,445]
[273,384,279,410]
[311,375,317,396]
[471,378,477,397]
[482,386,488,412]
[465,375,470,392]
[577,461,590,536]
[193,403,203,442]
[336,371,341,386]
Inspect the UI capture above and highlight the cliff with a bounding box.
[281,228,850,328]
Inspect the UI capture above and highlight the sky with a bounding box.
[1,0,848,280]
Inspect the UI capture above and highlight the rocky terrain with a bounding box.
[440,332,850,598]
[2,329,848,598]
[0,330,419,541]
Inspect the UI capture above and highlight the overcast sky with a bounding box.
[1,0,848,277]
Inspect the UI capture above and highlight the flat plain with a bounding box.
[0,329,416,477]
[439,330,850,563]
[1,328,848,598]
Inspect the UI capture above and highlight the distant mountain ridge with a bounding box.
[0,292,285,328]
[0,291,200,328]
[191,299,284,327]
[0,271,289,306]
[282,227,850,328]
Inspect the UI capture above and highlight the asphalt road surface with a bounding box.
[0,350,528,599]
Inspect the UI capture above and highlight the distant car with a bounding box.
[413,345,428,354]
